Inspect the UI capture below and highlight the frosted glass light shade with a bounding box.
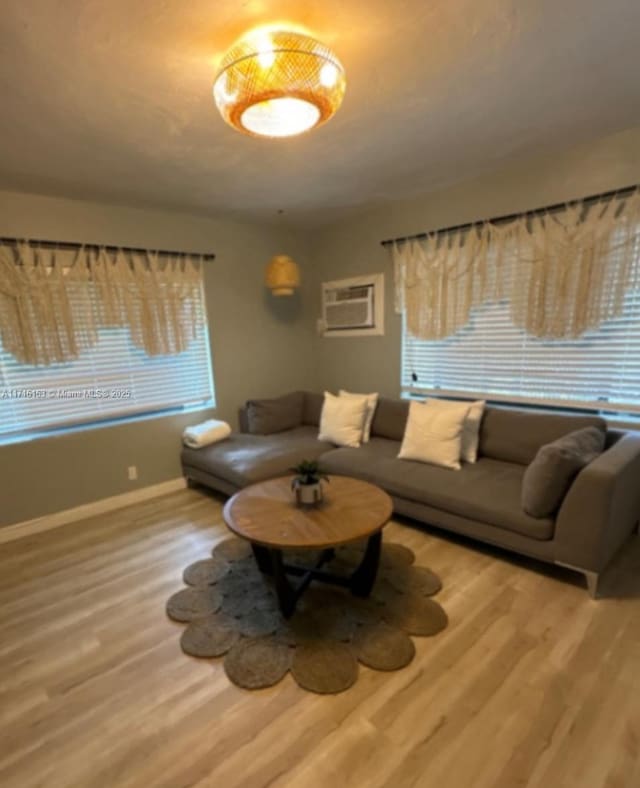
[213,30,346,138]
[241,97,320,138]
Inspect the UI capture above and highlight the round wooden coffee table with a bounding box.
[223,475,393,617]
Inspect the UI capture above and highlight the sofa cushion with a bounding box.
[319,391,369,447]
[246,391,304,435]
[398,399,470,470]
[339,389,379,442]
[461,400,486,463]
[479,406,607,465]
[181,426,333,488]
[370,397,409,441]
[321,438,554,540]
[522,426,606,518]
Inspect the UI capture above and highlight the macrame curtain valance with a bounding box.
[0,243,205,366]
[390,187,640,341]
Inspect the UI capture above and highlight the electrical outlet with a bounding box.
[128,465,138,481]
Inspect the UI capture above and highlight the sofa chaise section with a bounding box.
[181,426,333,494]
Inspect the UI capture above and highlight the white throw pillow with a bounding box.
[461,400,486,463]
[398,399,471,470]
[339,389,379,443]
[318,391,368,448]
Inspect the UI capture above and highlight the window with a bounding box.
[402,236,640,416]
[0,284,215,445]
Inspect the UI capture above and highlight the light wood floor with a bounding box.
[1,487,638,788]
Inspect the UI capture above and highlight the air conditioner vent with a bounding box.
[321,274,384,337]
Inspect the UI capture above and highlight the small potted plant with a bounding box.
[290,460,330,507]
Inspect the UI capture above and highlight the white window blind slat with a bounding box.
[0,283,215,443]
[401,231,640,415]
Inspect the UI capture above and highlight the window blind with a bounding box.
[0,283,215,444]
[402,230,640,415]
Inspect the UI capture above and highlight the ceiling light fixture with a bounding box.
[213,30,346,139]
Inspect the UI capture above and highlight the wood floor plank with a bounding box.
[0,486,638,787]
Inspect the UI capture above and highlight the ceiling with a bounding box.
[1,0,639,226]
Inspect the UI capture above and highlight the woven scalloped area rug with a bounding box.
[166,537,448,694]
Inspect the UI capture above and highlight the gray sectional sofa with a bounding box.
[181,391,640,596]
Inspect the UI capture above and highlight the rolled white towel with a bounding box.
[183,419,231,449]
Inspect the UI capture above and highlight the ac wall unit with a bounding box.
[321,274,384,337]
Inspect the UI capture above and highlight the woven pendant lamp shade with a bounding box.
[265,255,300,296]
[213,30,346,138]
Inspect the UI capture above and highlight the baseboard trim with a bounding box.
[0,477,187,544]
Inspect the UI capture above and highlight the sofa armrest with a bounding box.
[554,433,640,571]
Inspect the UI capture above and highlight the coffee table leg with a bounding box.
[350,531,382,597]
[251,544,272,575]
[270,548,297,619]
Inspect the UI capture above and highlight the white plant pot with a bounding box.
[295,482,323,506]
